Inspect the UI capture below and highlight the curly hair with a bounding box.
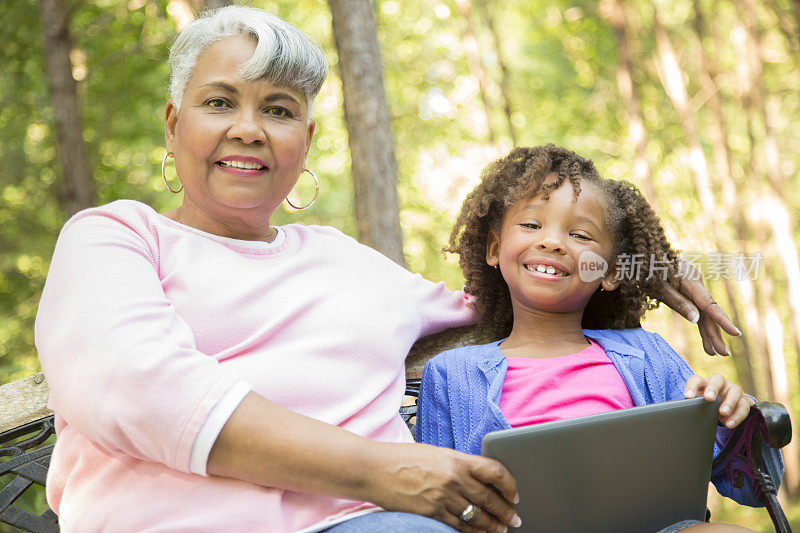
[447,144,681,339]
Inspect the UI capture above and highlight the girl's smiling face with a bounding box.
[486,176,620,317]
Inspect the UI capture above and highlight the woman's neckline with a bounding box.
[158,207,281,244]
[136,201,290,254]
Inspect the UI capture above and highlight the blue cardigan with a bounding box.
[416,328,783,507]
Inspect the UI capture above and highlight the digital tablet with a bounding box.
[481,397,720,533]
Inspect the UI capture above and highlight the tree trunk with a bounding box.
[328,0,405,266]
[200,0,230,12]
[735,0,787,195]
[40,0,96,217]
[166,0,195,32]
[167,0,229,29]
[453,0,497,144]
[701,0,778,400]
[794,0,800,42]
[600,0,655,202]
[474,0,518,145]
[762,0,799,53]
[728,1,800,495]
[734,0,800,368]
[747,206,800,497]
[689,0,762,397]
[652,10,753,392]
[732,3,800,474]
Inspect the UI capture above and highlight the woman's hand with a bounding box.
[684,373,755,428]
[662,259,742,356]
[368,442,521,533]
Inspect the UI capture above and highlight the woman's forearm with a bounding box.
[207,392,521,532]
[206,392,381,501]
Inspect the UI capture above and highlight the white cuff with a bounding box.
[190,380,252,476]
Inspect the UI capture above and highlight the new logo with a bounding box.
[578,251,608,282]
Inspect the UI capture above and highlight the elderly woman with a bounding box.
[35,6,738,533]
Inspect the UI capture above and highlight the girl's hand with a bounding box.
[368,442,522,533]
[684,373,755,429]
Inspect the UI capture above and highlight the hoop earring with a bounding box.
[162,152,183,194]
[285,168,319,210]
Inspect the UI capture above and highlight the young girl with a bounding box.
[416,145,783,531]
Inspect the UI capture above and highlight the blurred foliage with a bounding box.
[1,0,799,527]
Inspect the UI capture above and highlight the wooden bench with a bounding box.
[1,326,793,532]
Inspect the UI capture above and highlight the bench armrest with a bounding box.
[0,415,59,532]
[712,401,792,533]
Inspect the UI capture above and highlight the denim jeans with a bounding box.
[322,511,701,532]
[322,511,457,532]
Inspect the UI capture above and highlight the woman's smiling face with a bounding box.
[165,35,315,239]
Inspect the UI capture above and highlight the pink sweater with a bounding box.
[35,200,475,532]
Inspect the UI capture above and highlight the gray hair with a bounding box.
[168,6,328,118]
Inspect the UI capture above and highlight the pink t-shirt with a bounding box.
[499,339,634,427]
[35,200,476,532]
